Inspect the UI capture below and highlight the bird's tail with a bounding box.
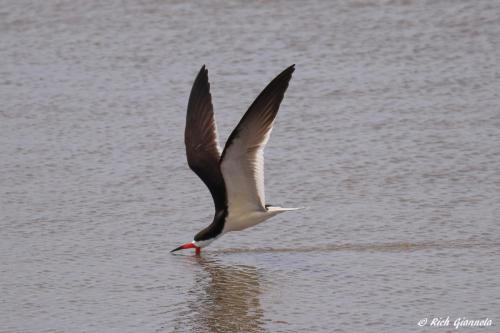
[266,206,306,212]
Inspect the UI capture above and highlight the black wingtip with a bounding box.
[269,64,295,87]
[192,65,210,94]
[277,64,295,80]
[196,65,208,79]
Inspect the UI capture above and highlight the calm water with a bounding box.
[1,1,500,332]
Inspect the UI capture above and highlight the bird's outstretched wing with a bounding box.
[220,65,295,213]
[185,66,226,211]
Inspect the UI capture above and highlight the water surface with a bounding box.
[1,1,500,332]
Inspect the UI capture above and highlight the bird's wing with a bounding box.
[185,66,226,211]
[220,65,295,213]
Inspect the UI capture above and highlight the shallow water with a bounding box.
[1,0,500,332]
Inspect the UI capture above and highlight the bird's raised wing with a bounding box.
[220,65,295,213]
[185,66,226,211]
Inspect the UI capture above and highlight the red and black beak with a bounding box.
[171,242,199,253]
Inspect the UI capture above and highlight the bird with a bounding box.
[171,65,300,255]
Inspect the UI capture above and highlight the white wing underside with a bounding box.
[220,128,272,215]
[217,65,295,232]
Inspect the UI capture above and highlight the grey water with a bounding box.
[1,1,500,332]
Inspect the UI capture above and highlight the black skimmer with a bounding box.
[171,65,299,255]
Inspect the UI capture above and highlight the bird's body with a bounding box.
[172,65,299,254]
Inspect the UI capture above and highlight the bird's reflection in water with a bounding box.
[186,256,267,333]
